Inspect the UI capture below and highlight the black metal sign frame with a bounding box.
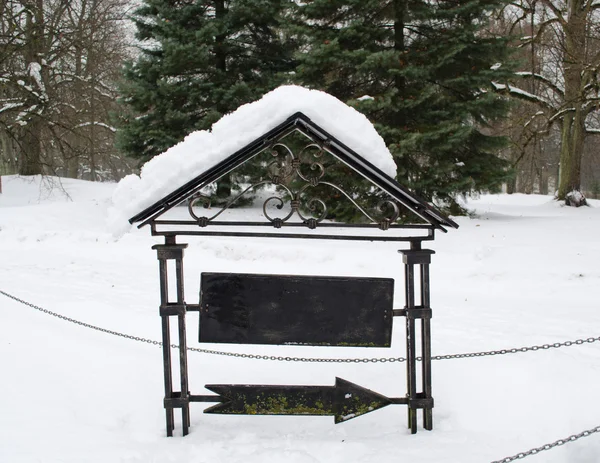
[132,112,458,437]
[152,239,435,437]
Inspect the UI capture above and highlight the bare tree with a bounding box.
[498,0,600,204]
[0,0,133,180]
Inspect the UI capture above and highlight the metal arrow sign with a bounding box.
[202,377,396,423]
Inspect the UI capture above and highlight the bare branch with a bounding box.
[514,71,565,98]
[538,0,568,27]
[492,82,557,112]
[518,17,561,47]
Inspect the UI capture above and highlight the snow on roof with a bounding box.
[109,85,397,235]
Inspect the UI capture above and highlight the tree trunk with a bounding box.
[214,0,231,197]
[66,151,80,178]
[539,166,549,195]
[393,0,407,129]
[557,108,585,198]
[0,131,17,174]
[66,0,87,179]
[88,0,98,181]
[556,0,586,201]
[18,0,44,176]
[506,146,519,194]
[19,119,43,175]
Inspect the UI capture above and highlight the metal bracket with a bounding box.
[406,308,432,320]
[398,249,435,265]
[164,392,190,409]
[408,394,435,410]
[160,304,187,316]
[393,308,432,319]
[152,243,188,260]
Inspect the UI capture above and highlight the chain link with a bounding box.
[4,290,599,461]
[491,425,600,463]
[429,336,600,362]
[1,289,599,363]
[0,290,163,347]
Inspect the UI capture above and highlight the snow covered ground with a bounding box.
[1,175,599,463]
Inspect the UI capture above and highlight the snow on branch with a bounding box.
[523,111,546,129]
[53,73,117,99]
[514,72,564,97]
[583,81,599,96]
[28,62,46,94]
[549,107,576,123]
[74,121,117,133]
[518,17,561,47]
[492,82,556,111]
[583,98,600,114]
[0,102,25,115]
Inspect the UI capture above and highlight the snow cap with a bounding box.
[108,85,396,236]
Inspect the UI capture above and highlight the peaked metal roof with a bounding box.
[129,112,459,231]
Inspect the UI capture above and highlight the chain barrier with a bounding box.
[491,424,600,463]
[2,289,600,460]
[2,289,599,363]
[0,290,163,347]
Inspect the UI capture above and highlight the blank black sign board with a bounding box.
[199,273,394,347]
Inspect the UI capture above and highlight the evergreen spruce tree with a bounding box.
[118,0,296,165]
[295,0,515,215]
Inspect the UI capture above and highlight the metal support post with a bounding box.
[399,244,435,434]
[404,256,417,433]
[420,257,433,430]
[153,241,189,436]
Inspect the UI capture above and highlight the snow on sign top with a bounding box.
[109,85,396,234]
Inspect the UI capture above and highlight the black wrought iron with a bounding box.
[399,245,435,433]
[124,112,460,438]
[130,113,459,235]
[186,137,403,232]
[153,241,190,436]
[202,377,396,423]
[157,230,434,243]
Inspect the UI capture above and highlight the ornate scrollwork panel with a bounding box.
[187,131,405,230]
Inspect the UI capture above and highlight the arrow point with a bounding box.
[334,377,392,423]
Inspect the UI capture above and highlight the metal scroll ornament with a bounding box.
[188,141,400,230]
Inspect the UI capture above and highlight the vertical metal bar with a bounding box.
[158,258,174,436]
[176,257,190,436]
[421,263,433,430]
[405,260,417,434]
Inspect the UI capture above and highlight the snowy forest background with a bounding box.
[2,0,600,207]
